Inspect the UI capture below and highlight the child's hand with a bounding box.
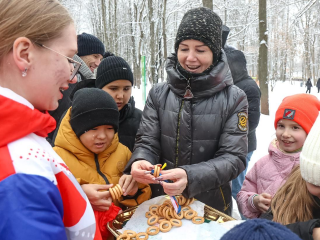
[253,192,272,213]
[119,174,138,196]
[81,184,113,211]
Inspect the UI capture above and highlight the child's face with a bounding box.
[276,119,307,152]
[79,125,115,154]
[102,80,132,110]
[306,182,320,199]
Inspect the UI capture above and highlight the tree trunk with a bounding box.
[130,4,139,87]
[160,0,167,82]
[148,0,156,84]
[202,0,213,9]
[113,0,118,55]
[100,0,107,46]
[162,0,167,61]
[258,0,269,115]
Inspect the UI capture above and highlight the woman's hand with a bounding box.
[81,184,113,211]
[156,168,188,196]
[253,192,272,213]
[131,160,158,185]
[119,174,138,196]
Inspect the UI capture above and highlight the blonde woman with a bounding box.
[261,166,320,240]
[0,0,101,239]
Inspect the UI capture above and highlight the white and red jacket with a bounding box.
[0,86,101,240]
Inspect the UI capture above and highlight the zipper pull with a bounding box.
[184,79,194,99]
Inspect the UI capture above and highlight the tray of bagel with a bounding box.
[107,194,235,240]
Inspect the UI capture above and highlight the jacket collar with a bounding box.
[165,50,233,99]
[119,97,135,124]
[0,87,56,147]
[268,139,300,177]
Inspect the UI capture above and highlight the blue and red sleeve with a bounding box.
[0,174,67,240]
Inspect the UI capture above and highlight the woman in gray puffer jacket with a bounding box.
[124,7,248,216]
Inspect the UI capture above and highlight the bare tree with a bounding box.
[258,0,269,115]
[60,0,320,103]
[148,0,157,84]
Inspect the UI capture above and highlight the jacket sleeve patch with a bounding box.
[238,112,248,132]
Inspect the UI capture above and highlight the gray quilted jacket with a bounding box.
[125,51,248,216]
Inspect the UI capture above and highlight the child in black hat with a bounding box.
[96,55,142,152]
[53,88,151,239]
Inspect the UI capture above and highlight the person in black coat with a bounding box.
[223,39,261,201]
[317,78,320,93]
[306,78,313,93]
[123,8,248,216]
[95,55,142,152]
[47,33,105,145]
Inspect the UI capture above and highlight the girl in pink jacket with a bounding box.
[237,94,320,219]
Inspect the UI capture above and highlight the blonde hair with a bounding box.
[271,165,318,224]
[0,0,73,62]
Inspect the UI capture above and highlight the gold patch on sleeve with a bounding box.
[238,112,248,132]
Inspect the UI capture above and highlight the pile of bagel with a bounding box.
[116,195,204,240]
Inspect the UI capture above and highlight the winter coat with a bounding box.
[124,51,248,216]
[47,55,95,145]
[53,108,151,208]
[237,139,300,219]
[306,79,313,88]
[225,47,261,152]
[118,97,142,152]
[317,78,320,88]
[260,197,320,240]
[0,87,100,240]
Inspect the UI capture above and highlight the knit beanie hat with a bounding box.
[300,114,320,186]
[274,94,320,134]
[174,7,222,66]
[220,219,301,240]
[95,56,134,89]
[77,33,105,57]
[70,88,119,137]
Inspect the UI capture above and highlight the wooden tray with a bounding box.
[107,204,235,237]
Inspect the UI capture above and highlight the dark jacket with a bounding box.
[124,51,248,216]
[306,79,313,88]
[260,198,320,240]
[225,47,261,152]
[317,78,320,88]
[118,97,142,152]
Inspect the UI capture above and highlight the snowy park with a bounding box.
[2,0,320,239]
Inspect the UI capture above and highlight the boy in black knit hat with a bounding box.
[96,55,142,152]
[53,88,151,240]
